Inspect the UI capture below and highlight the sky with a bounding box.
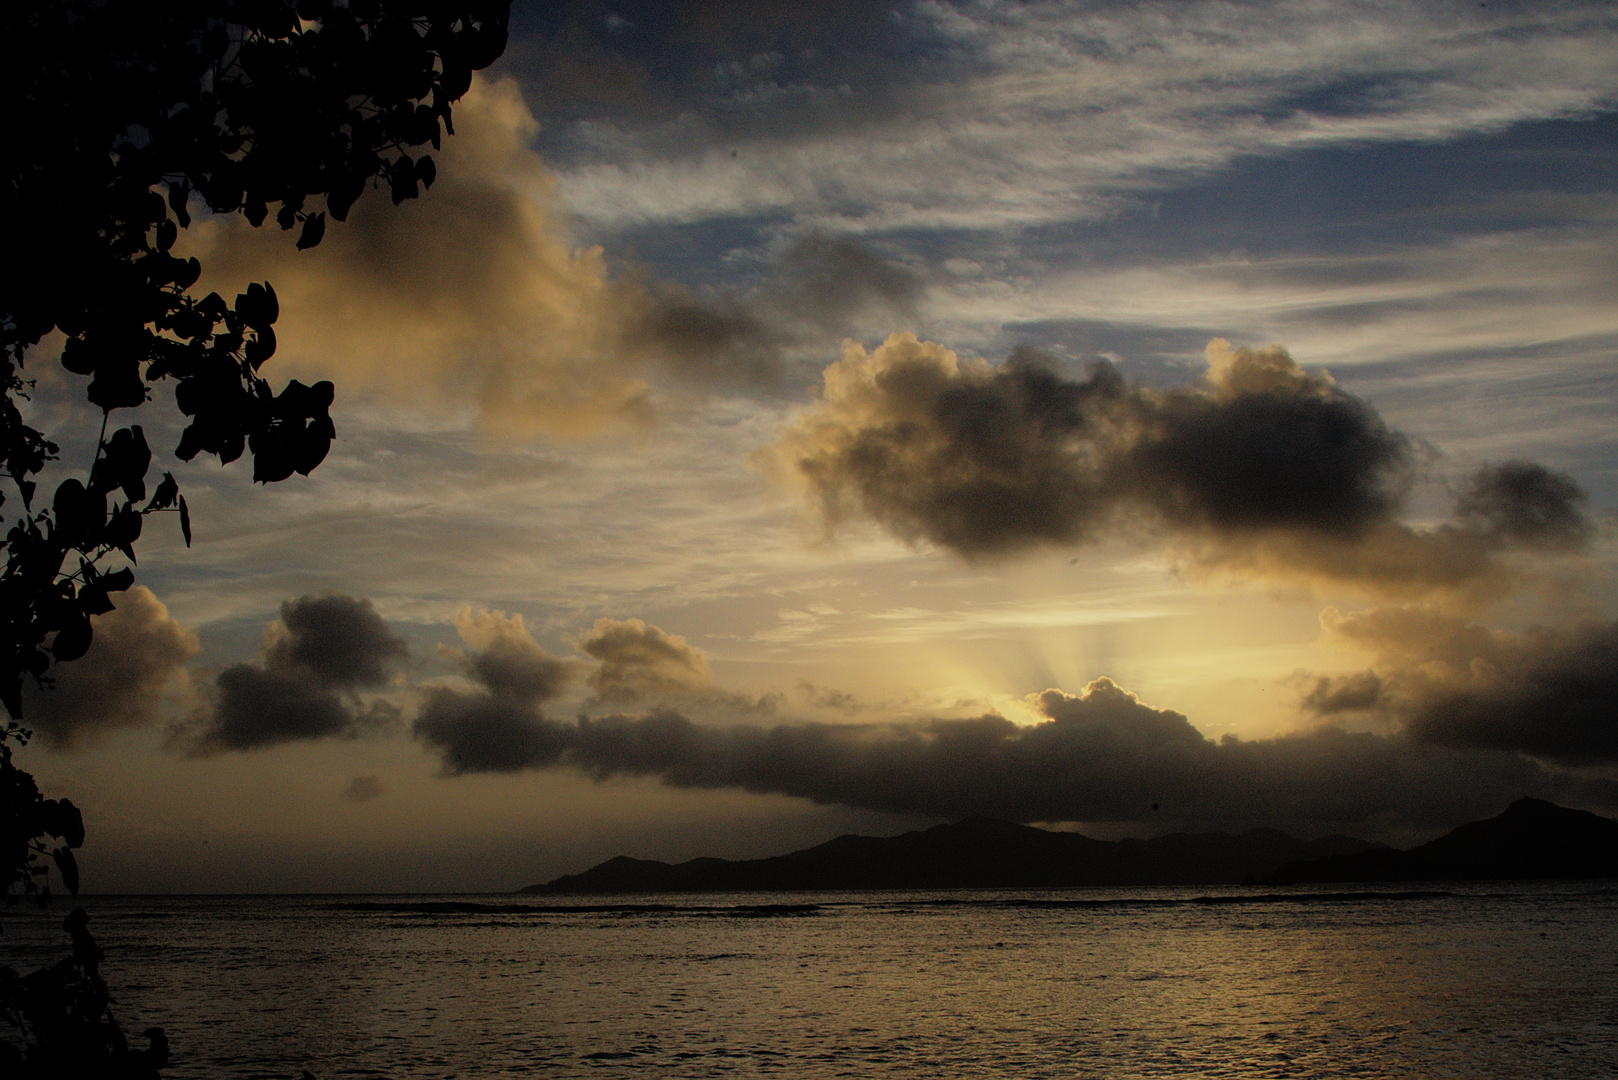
[15,0,1618,893]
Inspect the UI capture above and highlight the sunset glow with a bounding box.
[15,0,1618,893]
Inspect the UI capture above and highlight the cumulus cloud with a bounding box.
[21,587,198,750]
[1304,606,1618,763]
[187,594,407,754]
[764,334,1593,597]
[1299,670,1384,716]
[451,607,575,705]
[557,680,1566,832]
[265,594,412,687]
[580,617,711,703]
[183,75,833,433]
[417,612,796,773]
[766,335,1408,554]
[184,77,659,438]
[1453,461,1595,552]
[180,76,928,434]
[412,608,575,774]
[414,687,570,775]
[415,613,788,774]
[417,671,1610,834]
[577,616,780,715]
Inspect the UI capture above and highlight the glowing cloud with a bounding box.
[21,587,198,750]
[179,77,928,439]
[580,617,711,703]
[183,77,653,437]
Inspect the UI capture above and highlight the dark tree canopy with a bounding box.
[4,3,511,1074]
[1,0,511,719]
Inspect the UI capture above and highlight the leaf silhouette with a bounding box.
[52,845,80,895]
[297,211,326,250]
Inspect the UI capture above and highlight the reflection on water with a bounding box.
[3,883,1615,1078]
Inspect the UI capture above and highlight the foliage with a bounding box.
[1,725,83,903]
[1,903,170,1079]
[2,4,511,1075]
[1,0,511,720]
[2,722,163,1078]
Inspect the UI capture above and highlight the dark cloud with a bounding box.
[1175,517,1505,598]
[414,686,570,775]
[767,335,1593,596]
[1405,622,1618,761]
[188,594,407,753]
[771,335,1409,554]
[206,665,355,748]
[412,607,576,775]
[264,594,409,687]
[1454,460,1594,552]
[511,0,928,135]
[451,608,575,706]
[1031,680,1208,749]
[412,610,1616,830]
[1300,670,1384,715]
[1126,351,1409,536]
[21,587,198,750]
[416,614,788,775]
[421,670,1613,835]
[797,681,863,714]
[1306,607,1618,763]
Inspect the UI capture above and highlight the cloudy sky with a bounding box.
[19,0,1618,892]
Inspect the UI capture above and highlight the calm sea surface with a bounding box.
[3,883,1615,1078]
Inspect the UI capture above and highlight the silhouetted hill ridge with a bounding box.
[525,799,1618,894]
[524,815,1384,894]
[1267,797,1618,883]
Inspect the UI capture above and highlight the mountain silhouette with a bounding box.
[523,817,1379,894]
[525,799,1618,894]
[1265,797,1618,883]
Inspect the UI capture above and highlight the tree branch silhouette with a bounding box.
[2,2,511,1074]
[3,0,509,716]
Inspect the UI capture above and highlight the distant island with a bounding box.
[523,798,1618,894]
[1264,797,1618,884]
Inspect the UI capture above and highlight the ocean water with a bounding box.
[3,883,1615,1078]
